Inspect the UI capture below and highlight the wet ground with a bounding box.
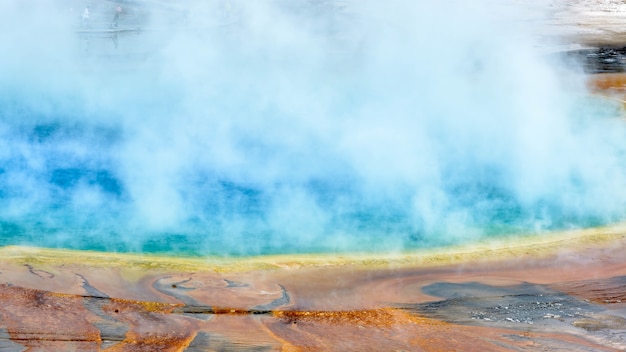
[1,225,625,351]
[413,279,626,350]
[564,47,626,73]
[0,266,625,350]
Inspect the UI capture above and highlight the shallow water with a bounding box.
[2,239,626,351]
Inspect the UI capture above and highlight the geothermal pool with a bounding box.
[2,0,626,256]
[2,1,626,351]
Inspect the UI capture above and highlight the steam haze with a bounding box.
[1,0,625,255]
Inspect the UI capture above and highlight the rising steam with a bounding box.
[1,0,625,255]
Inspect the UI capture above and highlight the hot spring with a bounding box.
[1,0,626,256]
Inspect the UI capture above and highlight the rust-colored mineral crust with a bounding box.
[1,226,626,351]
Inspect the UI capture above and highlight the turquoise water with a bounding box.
[1,1,626,256]
[0,98,621,256]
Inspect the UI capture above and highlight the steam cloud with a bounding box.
[1,0,625,255]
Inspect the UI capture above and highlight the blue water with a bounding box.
[0,102,621,256]
[2,1,626,256]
